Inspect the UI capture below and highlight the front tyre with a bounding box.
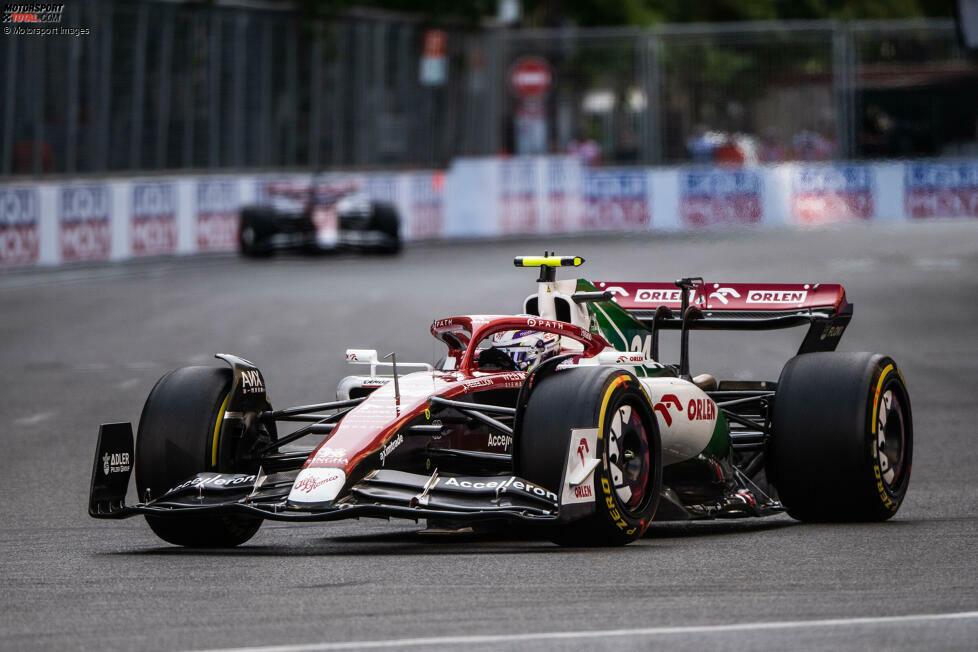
[768,352,913,522]
[369,202,402,255]
[517,367,661,546]
[134,366,264,547]
[239,208,276,258]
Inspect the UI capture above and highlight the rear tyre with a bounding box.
[370,202,402,255]
[768,352,913,522]
[239,208,276,258]
[134,367,264,547]
[517,367,661,546]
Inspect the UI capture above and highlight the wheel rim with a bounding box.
[876,385,907,487]
[607,400,651,513]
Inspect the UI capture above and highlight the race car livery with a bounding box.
[90,255,912,546]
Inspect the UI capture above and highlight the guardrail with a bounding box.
[1,157,976,267]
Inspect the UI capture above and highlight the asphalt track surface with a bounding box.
[1,222,977,651]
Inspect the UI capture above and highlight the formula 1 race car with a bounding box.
[89,255,913,547]
[238,178,401,257]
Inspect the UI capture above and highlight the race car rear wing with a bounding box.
[592,278,853,360]
[595,280,847,318]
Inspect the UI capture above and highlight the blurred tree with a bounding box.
[272,0,955,26]
[280,0,496,26]
[522,0,956,26]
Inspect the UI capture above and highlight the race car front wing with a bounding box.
[89,423,562,525]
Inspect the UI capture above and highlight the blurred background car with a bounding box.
[239,176,401,256]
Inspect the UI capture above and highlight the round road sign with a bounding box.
[510,57,552,98]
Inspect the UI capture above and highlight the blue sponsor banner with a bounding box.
[904,161,978,190]
[500,159,537,196]
[904,161,978,218]
[197,179,237,214]
[584,169,647,199]
[132,182,178,255]
[365,174,398,203]
[583,168,650,229]
[680,169,762,226]
[792,165,873,193]
[60,185,111,262]
[133,182,176,218]
[546,158,581,232]
[0,187,40,266]
[790,164,874,222]
[410,173,440,205]
[682,169,762,195]
[499,159,538,234]
[409,173,444,239]
[547,158,575,196]
[196,179,239,251]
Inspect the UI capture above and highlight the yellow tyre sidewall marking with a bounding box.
[597,376,625,442]
[211,392,230,469]
[870,364,898,511]
[871,363,894,435]
[597,375,634,532]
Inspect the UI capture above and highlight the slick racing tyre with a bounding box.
[517,367,661,546]
[238,208,276,257]
[135,367,268,547]
[370,202,402,255]
[768,352,913,522]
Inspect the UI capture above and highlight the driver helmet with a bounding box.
[489,329,560,371]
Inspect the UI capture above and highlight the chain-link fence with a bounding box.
[849,21,978,159]
[497,20,977,165]
[654,23,840,164]
[2,2,974,176]
[1,1,494,175]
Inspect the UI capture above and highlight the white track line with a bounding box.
[190,610,978,652]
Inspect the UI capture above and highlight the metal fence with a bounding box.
[2,2,975,176]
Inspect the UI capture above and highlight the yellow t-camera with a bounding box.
[513,254,585,282]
